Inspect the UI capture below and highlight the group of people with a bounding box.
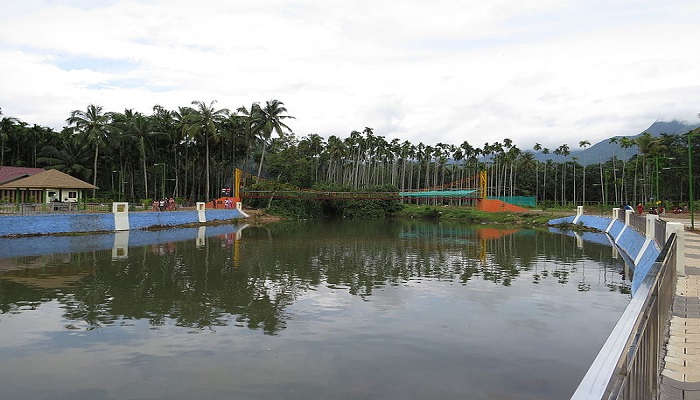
[151,198,176,212]
[622,203,665,215]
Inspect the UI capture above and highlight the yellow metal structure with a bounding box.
[479,170,487,199]
[234,168,242,199]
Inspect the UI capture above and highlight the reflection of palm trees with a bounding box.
[0,222,630,333]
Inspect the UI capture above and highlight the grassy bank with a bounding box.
[397,204,560,226]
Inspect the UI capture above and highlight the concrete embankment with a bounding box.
[0,223,248,262]
[0,204,246,237]
[549,212,661,294]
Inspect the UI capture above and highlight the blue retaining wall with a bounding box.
[608,220,624,239]
[549,214,659,295]
[577,216,611,231]
[0,213,114,236]
[0,209,245,237]
[548,216,574,225]
[205,209,245,221]
[0,224,246,259]
[129,211,199,229]
[617,229,645,261]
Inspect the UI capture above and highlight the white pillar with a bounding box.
[196,202,206,223]
[235,201,250,217]
[112,202,130,231]
[111,230,129,259]
[666,222,685,276]
[606,208,620,233]
[645,214,658,239]
[196,226,206,248]
[573,205,584,224]
[625,209,633,226]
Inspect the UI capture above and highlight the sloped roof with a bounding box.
[0,169,97,189]
[0,166,44,185]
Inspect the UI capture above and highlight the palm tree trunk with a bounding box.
[257,140,266,179]
[92,144,98,198]
[141,137,148,199]
[205,132,210,202]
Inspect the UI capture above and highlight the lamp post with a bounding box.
[690,130,700,230]
[154,163,165,199]
[655,156,674,207]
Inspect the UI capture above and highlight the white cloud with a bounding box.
[1,0,699,148]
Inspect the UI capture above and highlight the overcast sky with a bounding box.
[1,0,699,148]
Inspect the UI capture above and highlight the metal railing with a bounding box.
[655,219,667,249]
[0,202,148,216]
[571,233,677,399]
[629,214,647,236]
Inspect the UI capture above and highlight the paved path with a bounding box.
[661,231,700,399]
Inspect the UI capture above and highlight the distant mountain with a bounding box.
[531,120,700,166]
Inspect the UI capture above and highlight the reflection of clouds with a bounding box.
[0,222,637,400]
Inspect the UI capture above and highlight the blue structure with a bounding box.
[548,214,659,294]
[0,209,246,237]
[0,223,248,260]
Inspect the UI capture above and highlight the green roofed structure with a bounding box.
[398,190,478,198]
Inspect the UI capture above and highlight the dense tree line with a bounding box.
[1,104,698,206]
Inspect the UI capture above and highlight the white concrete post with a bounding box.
[196,226,206,248]
[235,201,250,218]
[645,214,658,239]
[625,209,633,226]
[111,230,129,259]
[112,202,130,231]
[666,222,685,276]
[605,208,620,233]
[196,202,206,223]
[573,205,584,224]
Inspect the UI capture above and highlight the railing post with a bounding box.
[112,202,129,231]
[625,209,633,226]
[645,214,658,239]
[196,202,206,223]
[573,205,584,223]
[666,222,685,276]
[612,207,620,220]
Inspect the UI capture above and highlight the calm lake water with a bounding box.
[0,220,631,400]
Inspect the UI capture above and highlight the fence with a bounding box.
[655,219,667,249]
[571,233,677,399]
[0,202,147,216]
[629,214,647,236]
[491,196,536,207]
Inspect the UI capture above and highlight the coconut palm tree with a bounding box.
[0,109,19,167]
[188,100,229,201]
[578,140,590,204]
[251,100,294,178]
[38,135,93,181]
[533,143,542,201]
[67,104,111,197]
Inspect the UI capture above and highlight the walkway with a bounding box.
[661,231,700,399]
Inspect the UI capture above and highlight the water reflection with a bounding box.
[0,221,630,335]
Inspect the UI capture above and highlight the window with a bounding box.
[48,191,56,197]
[68,191,77,199]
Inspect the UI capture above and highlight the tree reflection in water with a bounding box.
[0,220,630,334]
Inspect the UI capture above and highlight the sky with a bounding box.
[1,0,699,149]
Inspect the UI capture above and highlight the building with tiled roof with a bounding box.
[0,166,44,185]
[0,168,96,203]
